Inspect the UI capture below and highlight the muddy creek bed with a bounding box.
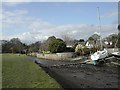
[29,57,119,89]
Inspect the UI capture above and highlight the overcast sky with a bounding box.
[1,0,119,44]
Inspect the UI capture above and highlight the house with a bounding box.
[66,40,76,48]
[85,39,101,49]
[85,41,94,48]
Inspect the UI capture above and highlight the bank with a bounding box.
[2,54,62,88]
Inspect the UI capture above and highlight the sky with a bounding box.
[1,0,119,44]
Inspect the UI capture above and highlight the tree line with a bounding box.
[1,36,73,54]
[1,32,120,54]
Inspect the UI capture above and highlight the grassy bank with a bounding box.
[2,54,61,88]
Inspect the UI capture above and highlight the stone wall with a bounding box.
[36,52,75,60]
[106,48,119,54]
[28,52,37,57]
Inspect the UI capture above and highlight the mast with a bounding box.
[97,7,103,50]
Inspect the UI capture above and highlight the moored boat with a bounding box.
[91,49,108,61]
[112,51,120,58]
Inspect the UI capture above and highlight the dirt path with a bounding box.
[29,56,119,89]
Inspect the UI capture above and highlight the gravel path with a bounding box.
[29,56,119,89]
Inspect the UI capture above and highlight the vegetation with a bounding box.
[2,54,61,88]
[28,41,41,53]
[117,32,120,48]
[75,43,99,55]
[88,33,100,46]
[79,39,85,42]
[75,44,84,55]
[66,47,74,52]
[103,33,118,48]
[47,36,66,53]
[117,25,120,48]
[1,32,119,54]
[2,38,27,54]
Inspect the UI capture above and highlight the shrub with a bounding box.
[48,38,66,53]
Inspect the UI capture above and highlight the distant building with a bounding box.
[66,41,76,48]
[66,40,86,48]
[66,45,73,48]
[85,39,101,48]
[85,42,93,48]
[85,41,94,48]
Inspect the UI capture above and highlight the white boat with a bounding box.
[90,7,108,65]
[112,51,120,58]
[91,49,108,61]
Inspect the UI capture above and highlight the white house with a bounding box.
[85,41,94,48]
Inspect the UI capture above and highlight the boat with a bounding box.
[90,7,108,65]
[112,51,120,58]
[91,49,108,61]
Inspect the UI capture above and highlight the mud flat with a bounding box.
[30,57,119,89]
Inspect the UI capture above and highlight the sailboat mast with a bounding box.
[97,7,103,50]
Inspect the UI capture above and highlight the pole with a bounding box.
[97,7,103,50]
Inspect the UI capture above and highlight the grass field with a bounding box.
[2,54,61,88]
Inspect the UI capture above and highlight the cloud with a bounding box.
[2,2,25,6]
[2,9,28,24]
[2,9,118,44]
[101,10,118,19]
[28,20,55,31]
[18,32,48,44]
[3,23,118,44]
[2,9,32,33]
[7,23,117,44]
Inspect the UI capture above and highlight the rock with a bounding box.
[73,75,77,78]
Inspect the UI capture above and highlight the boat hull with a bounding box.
[112,52,120,58]
[91,49,108,61]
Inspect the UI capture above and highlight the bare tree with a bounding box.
[61,32,73,44]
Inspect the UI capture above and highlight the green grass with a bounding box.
[2,54,61,88]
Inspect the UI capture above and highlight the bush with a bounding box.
[66,47,74,52]
[83,47,90,55]
[90,46,100,53]
[48,38,66,53]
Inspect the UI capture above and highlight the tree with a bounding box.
[39,41,48,53]
[88,37,94,41]
[79,39,85,42]
[105,34,118,48]
[87,34,101,49]
[39,36,56,52]
[61,33,73,45]
[116,32,120,48]
[47,36,56,43]
[118,24,120,30]
[2,38,27,53]
[47,37,66,53]
[28,41,41,52]
[2,41,12,53]
[118,24,120,48]
[75,44,84,55]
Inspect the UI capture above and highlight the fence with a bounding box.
[106,48,119,54]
